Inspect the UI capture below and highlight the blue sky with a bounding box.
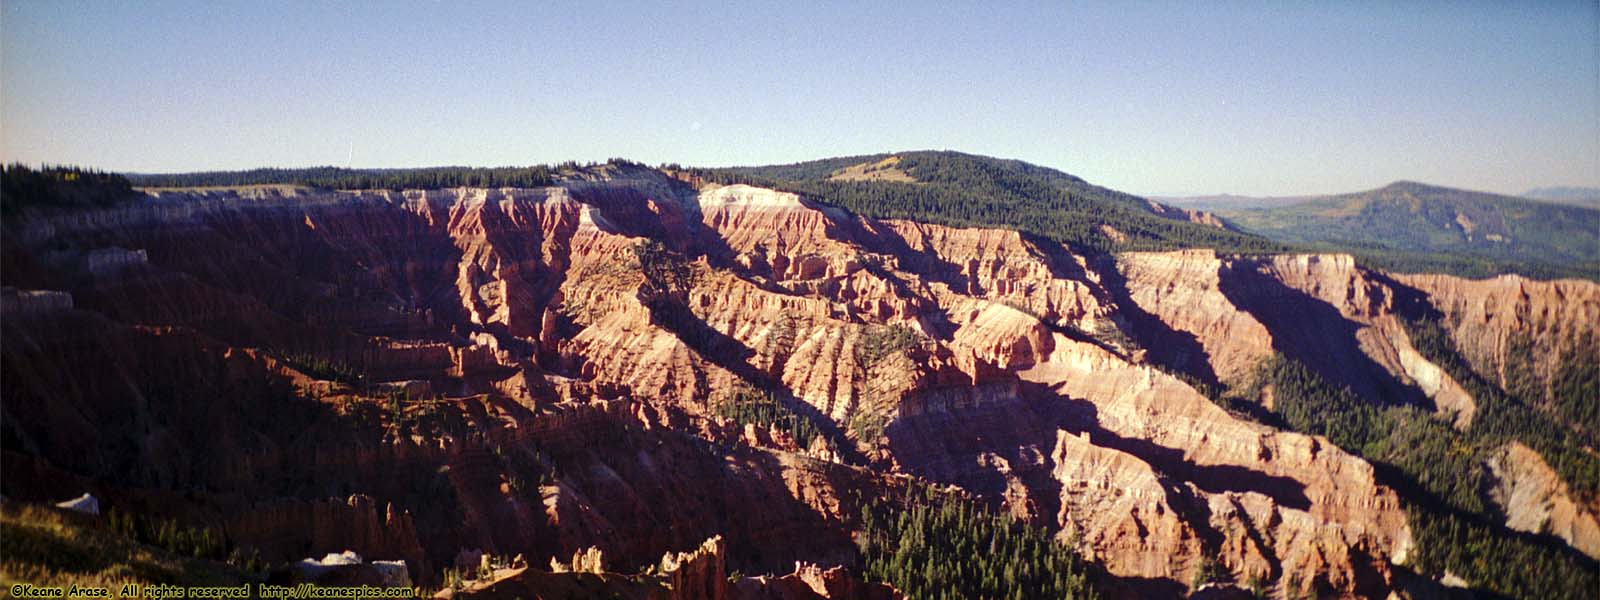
[2,1,1596,196]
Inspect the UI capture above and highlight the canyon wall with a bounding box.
[4,168,1595,596]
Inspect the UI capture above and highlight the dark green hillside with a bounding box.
[1217,181,1600,279]
[697,151,1288,254]
[857,484,1099,599]
[716,153,894,181]
[2,164,138,218]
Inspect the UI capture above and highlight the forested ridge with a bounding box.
[1217,181,1600,281]
[126,151,1291,255]
[1,164,137,218]
[28,151,1595,281]
[106,150,1292,259]
[682,151,1289,255]
[693,152,1599,280]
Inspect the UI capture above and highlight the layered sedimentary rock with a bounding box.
[933,298,1413,593]
[1116,250,1477,425]
[1113,250,1273,384]
[1396,273,1600,411]
[1142,199,1232,230]
[1486,443,1600,559]
[4,165,1595,596]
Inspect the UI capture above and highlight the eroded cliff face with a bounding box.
[1395,273,1600,414]
[1109,250,1600,563]
[4,168,1594,597]
[1116,250,1478,426]
[975,314,1411,592]
[1486,443,1600,559]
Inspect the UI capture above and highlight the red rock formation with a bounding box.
[1397,272,1600,412]
[5,169,1593,596]
[441,535,899,600]
[1486,442,1600,559]
[1117,250,1477,425]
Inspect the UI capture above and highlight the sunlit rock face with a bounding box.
[4,165,1594,596]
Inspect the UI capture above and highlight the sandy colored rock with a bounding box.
[1486,442,1600,559]
[6,168,1593,596]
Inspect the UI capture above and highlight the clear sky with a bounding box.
[2,1,1596,196]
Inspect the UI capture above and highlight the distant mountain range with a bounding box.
[1161,185,1600,211]
[1158,188,1600,214]
[1524,186,1600,209]
[1192,181,1599,279]
[1151,193,1321,212]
